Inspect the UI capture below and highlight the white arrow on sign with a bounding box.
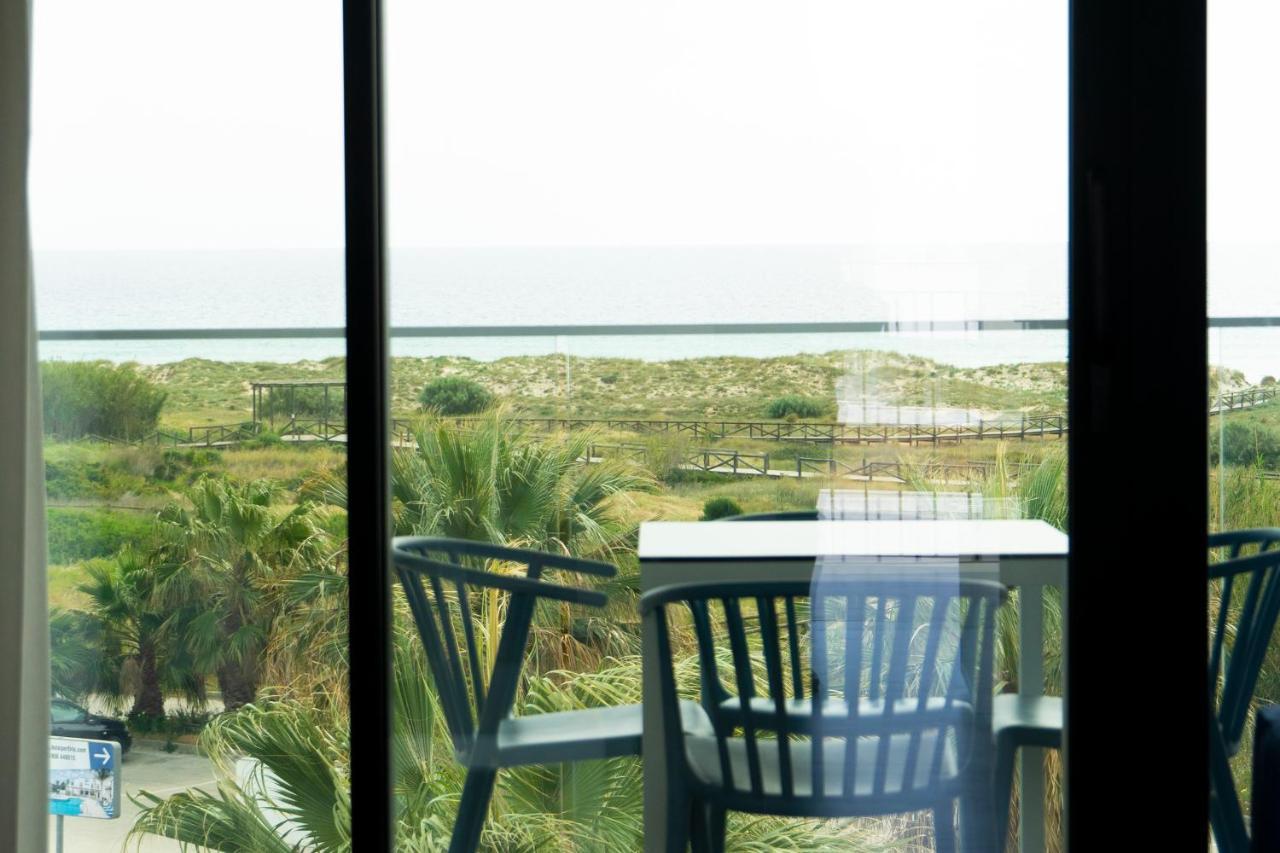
[95,747,111,765]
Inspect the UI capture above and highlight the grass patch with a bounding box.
[47,508,155,563]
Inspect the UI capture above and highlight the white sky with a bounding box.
[23,1,1276,257]
[29,0,1068,251]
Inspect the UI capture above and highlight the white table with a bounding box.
[638,519,1068,853]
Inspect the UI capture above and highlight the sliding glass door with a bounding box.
[384,1,1068,848]
[31,3,351,849]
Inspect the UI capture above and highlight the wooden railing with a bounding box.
[83,384,1278,450]
[584,442,1043,482]
[448,414,1072,446]
[1210,384,1280,414]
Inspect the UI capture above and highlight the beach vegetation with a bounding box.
[47,507,155,563]
[43,361,167,440]
[765,394,830,419]
[417,376,493,415]
[700,496,744,520]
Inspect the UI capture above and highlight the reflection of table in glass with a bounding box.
[638,519,1068,853]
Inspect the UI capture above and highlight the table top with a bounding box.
[638,518,1068,561]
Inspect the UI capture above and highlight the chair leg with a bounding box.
[934,800,957,853]
[666,786,692,853]
[450,767,498,853]
[959,778,998,853]
[993,740,1017,853]
[690,800,710,853]
[1210,721,1249,853]
[708,805,727,853]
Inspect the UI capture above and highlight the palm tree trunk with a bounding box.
[217,659,257,711]
[133,642,165,718]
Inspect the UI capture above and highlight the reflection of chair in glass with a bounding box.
[392,537,649,853]
[991,693,1061,851]
[1207,529,1280,853]
[642,576,1005,852]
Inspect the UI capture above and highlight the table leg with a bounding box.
[643,606,669,853]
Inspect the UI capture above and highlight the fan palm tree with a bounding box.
[154,477,334,711]
[77,547,201,717]
[391,410,655,558]
[132,635,877,852]
[49,606,109,703]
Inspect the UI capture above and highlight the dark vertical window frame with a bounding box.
[1068,0,1207,848]
[343,0,393,848]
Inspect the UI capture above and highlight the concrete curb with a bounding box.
[130,737,202,757]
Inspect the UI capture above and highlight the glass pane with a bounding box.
[31,2,348,848]
[1208,4,1280,848]
[387,1,1066,850]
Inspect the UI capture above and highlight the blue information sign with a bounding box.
[49,736,121,820]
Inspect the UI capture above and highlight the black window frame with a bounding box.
[342,0,1210,847]
[1067,0,1206,847]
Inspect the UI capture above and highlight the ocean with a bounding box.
[31,246,1280,380]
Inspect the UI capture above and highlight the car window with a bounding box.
[51,701,83,723]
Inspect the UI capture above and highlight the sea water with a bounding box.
[31,245,1280,379]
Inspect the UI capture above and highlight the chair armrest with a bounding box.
[393,536,617,578]
[395,550,608,608]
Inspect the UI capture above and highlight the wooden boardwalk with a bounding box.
[584,442,1042,483]
[91,383,1276,451]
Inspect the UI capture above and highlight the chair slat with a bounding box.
[869,596,887,702]
[691,599,734,786]
[810,590,827,798]
[785,596,804,699]
[1223,571,1268,726]
[401,570,469,743]
[724,596,764,796]
[902,593,952,790]
[1210,575,1235,689]
[873,594,918,795]
[931,594,982,783]
[430,575,474,732]
[843,593,867,798]
[758,596,794,798]
[455,579,487,716]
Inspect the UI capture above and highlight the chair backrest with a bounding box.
[1209,529,1280,754]
[392,536,616,762]
[641,575,1005,815]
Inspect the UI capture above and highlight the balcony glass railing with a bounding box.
[39,317,1279,851]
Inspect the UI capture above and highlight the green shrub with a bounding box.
[700,496,744,521]
[418,376,493,415]
[1212,419,1280,468]
[46,508,154,563]
[151,448,224,483]
[42,362,167,440]
[765,395,829,420]
[243,430,284,449]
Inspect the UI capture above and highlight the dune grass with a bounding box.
[131,350,1067,429]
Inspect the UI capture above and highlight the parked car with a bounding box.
[50,698,132,754]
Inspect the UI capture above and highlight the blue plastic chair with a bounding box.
[991,692,1061,851]
[1208,529,1280,853]
[392,537,647,853]
[641,576,1006,852]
